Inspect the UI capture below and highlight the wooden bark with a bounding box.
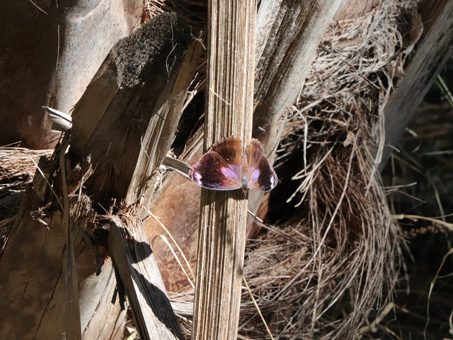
[0,12,201,340]
[0,0,142,148]
[4,0,447,338]
[49,0,143,113]
[146,142,203,292]
[0,143,100,339]
[191,0,255,339]
[381,0,453,166]
[249,0,343,228]
[71,12,201,340]
[71,13,202,209]
[108,217,183,340]
[253,0,343,151]
[146,0,345,294]
[80,261,127,340]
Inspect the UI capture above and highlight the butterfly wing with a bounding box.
[245,139,278,192]
[210,136,242,169]
[189,137,243,190]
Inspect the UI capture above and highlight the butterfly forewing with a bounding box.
[211,136,242,170]
[245,139,278,192]
[189,137,243,190]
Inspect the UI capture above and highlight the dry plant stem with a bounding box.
[248,0,342,215]
[253,0,343,152]
[238,1,417,337]
[60,135,82,340]
[71,13,200,209]
[127,40,204,208]
[68,13,200,339]
[0,144,86,339]
[381,0,453,166]
[424,247,453,337]
[0,1,142,148]
[0,13,200,339]
[108,216,183,340]
[192,0,255,339]
[162,156,192,179]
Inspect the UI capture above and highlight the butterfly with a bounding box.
[189,136,278,192]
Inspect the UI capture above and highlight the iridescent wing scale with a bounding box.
[189,137,277,192]
[245,139,278,192]
[189,136,243,190]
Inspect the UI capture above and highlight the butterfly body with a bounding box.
[189,136,277,192]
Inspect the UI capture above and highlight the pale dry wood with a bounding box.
[0,143,124,340]
[253,0,343,153]
[60,136,82,340]
[80,261,128,340]
[108,217,183,340]
[249,0,343,218]
[0,0,142,148]
[71,13,201,209]
[69,12,201,339]
[381,0,453,166]
[144,2,350,297]
[127,40,205,208]
[192,0,255,339]
[0,12,201,340]
[49,0,143,113]
[0,158,96,339]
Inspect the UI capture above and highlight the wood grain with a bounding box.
[108,216,183,340]
[248,0,343,224]
[0,12,201,339]
[253,0,343,153]
[192,0,256,339]
[381,0,453,166]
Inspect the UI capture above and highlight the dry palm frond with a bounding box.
[163,1,420,339]
[0,146,52,192]
[236,1,420,338]
[1,0,423,338]
[0,146,53,254]
[145,0,207,27]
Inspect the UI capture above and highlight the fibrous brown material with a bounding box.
[0,147,53,254]
[0,147,53,193]
[238,1,419,338]
[0,0,421,338]
[168,1,419,339]
[143,0,422,338]
[145,0,207,27]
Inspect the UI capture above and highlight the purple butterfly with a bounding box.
[189,136,278,192]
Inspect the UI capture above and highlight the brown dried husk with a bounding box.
[0,147,53,254]
[237,1,420,338]
[145,0,207,27]
[0,0,421,338]
[166,0,420,339]
[0,147,52,191]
